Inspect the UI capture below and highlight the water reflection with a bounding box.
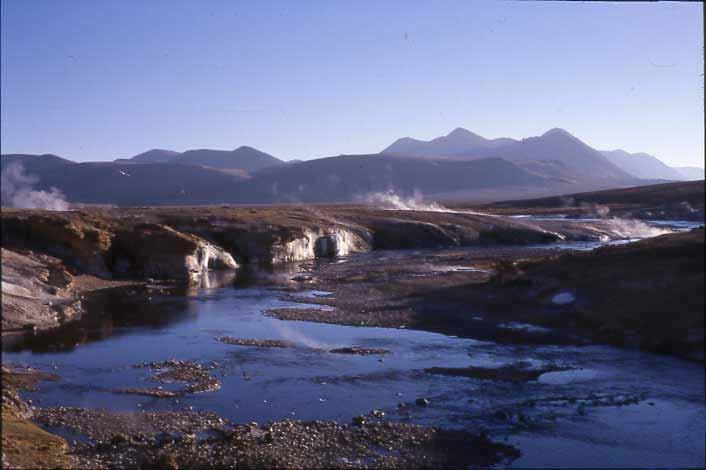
[2,286,196,353]
[2,261,319,354]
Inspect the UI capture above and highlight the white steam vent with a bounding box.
[1,162,70,211]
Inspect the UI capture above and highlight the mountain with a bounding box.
[382,127,516,157]
[1,152,547,205]
[673,166,705,181]
[3,128,670,206]
[1,154,246,206]
[382,128,635,184]
[174,146,283,172]
[481,128,634,182]
[119,146,283,173]
[227,154,545,204]
[600,149,683,180]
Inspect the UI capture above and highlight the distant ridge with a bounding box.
[2,127,699,206]
[118,146,283,172]
[382,127,516,157]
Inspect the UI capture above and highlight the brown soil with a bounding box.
[473,179,705,221]
[1,367,72,469]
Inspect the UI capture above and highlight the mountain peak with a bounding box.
[542,128,574,138]
[234,145,258,152]
[447,127,474,137]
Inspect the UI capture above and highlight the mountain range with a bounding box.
[382,127,698,183]
[116,146,284,173]
[2,128,702,206]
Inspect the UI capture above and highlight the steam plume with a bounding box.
[1,162,69,210]
[357,189,452,212]
[603,218,672,239]
[357,189,490,216]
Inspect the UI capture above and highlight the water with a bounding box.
[4,282,704,467]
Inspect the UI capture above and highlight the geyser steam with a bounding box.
[1,162,70,210]
[603,218,672,239]
[358,189,452,212]
[357,189,491,216]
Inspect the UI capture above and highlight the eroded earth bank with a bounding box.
[2,203,704,468]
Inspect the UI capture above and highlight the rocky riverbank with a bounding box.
[270,229,705,361]
[1,366,520,469]
[4,204,687,335]
[0,205,572,335]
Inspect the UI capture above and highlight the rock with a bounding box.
[328,347,391,356]
[217,337,296,348]
[1,249,80,331]
[273,227,372,264]
[352,415,366,426]
[109,223,237,281]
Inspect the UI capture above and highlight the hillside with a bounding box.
[227,154,545,204]
[480,180,705,220]
[4,153,545,206]
[173,146,283,172]
[1,154,245,206]
[480,128,634,182]
[487,179,704,208]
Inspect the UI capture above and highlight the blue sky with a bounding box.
[1,1,703,167]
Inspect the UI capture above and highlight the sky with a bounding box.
[1,1,703,168]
